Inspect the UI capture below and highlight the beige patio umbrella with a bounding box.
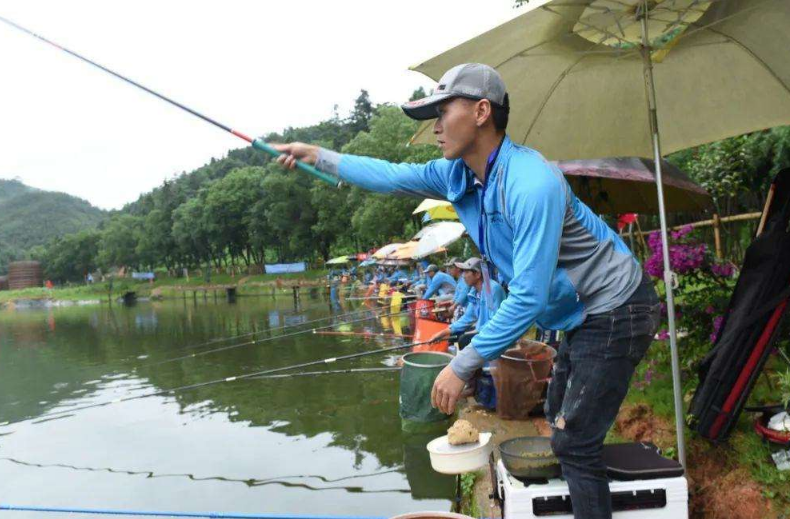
[409,0,790,468]
[412,198,460,220]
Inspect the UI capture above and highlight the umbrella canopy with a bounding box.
[391,241,420,260]
[359,258,377,267]
[408,0,790,467]
[326,255,351,265]
[556,157,712,214]
[373,243,404,259]
[413,222,467,259]
[410,0,790,159]
[378,258,411,267]
[412,198,459,220]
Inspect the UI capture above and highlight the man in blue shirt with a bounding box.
[273,63,660,519]
[421,264,456,300]
[387,266,408,284]
[445,256,470,315]
[429,258,505,344]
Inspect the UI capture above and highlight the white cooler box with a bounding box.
[495,442,688,519]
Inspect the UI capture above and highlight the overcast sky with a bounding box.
[0,1,542,210]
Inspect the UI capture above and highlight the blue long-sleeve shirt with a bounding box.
[387,269,408,283]
[452,277,471,307]
[422,271,457,299]
[314,135,642,381]
[450,282,506,335]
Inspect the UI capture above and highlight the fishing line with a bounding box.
[5,336,440,425]
[134,308,412,369]
[252,367,400,380]
[164,304,395,354]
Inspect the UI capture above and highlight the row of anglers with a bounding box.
[334,256,508,359]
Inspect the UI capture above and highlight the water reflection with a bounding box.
[0,295,451,516]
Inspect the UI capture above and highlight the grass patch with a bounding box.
[626,339,790,515]
[460,471,480,517]
[0,270,329,304]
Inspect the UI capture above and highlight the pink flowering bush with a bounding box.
[647,225,739,368]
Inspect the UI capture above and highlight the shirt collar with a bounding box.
[468,135,508,188]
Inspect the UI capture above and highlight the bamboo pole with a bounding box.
[712,213,723,259]
[634,211,762,237]
[756,186,776,237]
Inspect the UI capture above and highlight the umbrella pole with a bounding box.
[639,2,687,469]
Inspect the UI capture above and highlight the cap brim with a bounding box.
[401,92,455,120]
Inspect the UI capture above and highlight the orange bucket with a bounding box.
[414,299,434,319]
[413,317,449,353]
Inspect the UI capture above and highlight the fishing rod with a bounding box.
[135,308,412,369]
[252,367,400,380]
[12,336,443,425]
[313,331,413,339]
[343,294,417,302]
[0,15,340,187]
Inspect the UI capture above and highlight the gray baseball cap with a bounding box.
[402,63,508,121]
[454,257,483,273]
[444,257,462,267]
[425,264,440,274]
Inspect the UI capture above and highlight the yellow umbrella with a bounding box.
[325,255,350,265]
[412,198,458,221]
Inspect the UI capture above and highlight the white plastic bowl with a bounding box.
[426,432,493,474]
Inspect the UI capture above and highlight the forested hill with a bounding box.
[0,179,107,274]
[19,89,442,283]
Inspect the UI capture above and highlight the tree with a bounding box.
[668,126,790,216]
[409,86,428,101]
[97,214,142,271]
[252,167,317,262]
[349,89,374,135]
[310,182,353,261]
[202,167,267,266]
[41,230,100,283]
[341,105,442,243]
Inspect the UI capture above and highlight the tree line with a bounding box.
[33,89,442,283]
[19,85,790,284]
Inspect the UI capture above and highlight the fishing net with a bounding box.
[400,352,453,433]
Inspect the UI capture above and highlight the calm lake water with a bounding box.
[0,293,455,518]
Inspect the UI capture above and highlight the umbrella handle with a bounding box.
[252,139,341,187]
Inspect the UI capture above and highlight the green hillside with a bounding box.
[0,179,107,274]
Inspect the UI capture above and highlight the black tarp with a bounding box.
[689,168,790,441]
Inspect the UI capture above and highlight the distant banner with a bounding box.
[132,272,155,280]
[264,262,306,274]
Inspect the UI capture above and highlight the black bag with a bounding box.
[689,168,790,441]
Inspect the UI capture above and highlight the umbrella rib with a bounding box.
[700,26,790,97]
[519,53,589,145]
[672,0,774,42]
[492,2,636,72]
[518,27,616,146]
[542,4,634,46]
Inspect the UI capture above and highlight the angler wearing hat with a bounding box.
[421,264,456,301]
[429,258,505,346]
[274,62,660,519]
[445,256,471,314]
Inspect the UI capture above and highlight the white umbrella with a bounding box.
[373,243,404,259]
[409,0,790,467]
[413,222,467,259]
